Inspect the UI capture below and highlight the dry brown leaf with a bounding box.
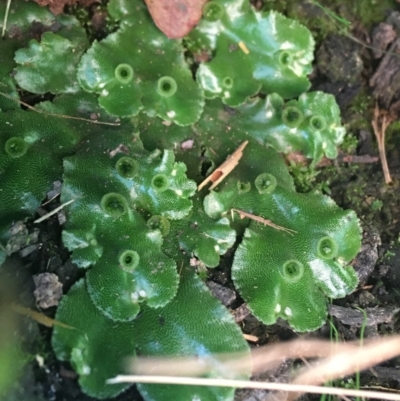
[144,0,208,39]
[198,141,248,191]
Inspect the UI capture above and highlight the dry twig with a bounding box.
[231,208,296,235]
[0,89,120,126]
[34,199,75,223]
[371,105,394,184]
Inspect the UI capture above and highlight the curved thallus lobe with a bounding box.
[61,131,196,321]
[0,109,82,265]
[203,143,361,331]
[191,0,314,105]
[78,0,204,125]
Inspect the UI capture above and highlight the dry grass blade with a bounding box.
[1,0,12,37]
[287,335,400,401]
[126,339,354,378]
[128,351,252,377]
[10,303,73,329]
[106,375,400,400]
[119,336,400,401]
[34,199,75,223]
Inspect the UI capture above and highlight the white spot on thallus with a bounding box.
[167,110,176,118]
[139,290,147,298]
[274,304,281,313]
[81,365,91,375]
[284,307,292,317]
[131,292,139,302]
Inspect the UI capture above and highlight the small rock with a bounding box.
[33,273,63,309]
[358,290,377,307]
[316,34,363,84]
[6,222,39,256]
[206,281,236,306]
[19,244,40,258]
[233,303,251,323]
[180,139,194,150]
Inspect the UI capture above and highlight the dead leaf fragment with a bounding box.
[198,141,248,191]
[144,0,208,39]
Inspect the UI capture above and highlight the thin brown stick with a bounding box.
[371,105,393,184]
[231,208,296,235]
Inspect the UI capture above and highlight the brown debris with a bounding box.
[232,303,251,323]
[329,304,400,327]
[206,281,236,307]
[339,154,379,164]
[353,224,381,287]
[32,0,99,15]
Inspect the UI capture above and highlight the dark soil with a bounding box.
[3,1,400,400]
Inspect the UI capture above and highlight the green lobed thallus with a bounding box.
[0,0,361,400]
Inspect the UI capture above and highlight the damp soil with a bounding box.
[3,1,400,401]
